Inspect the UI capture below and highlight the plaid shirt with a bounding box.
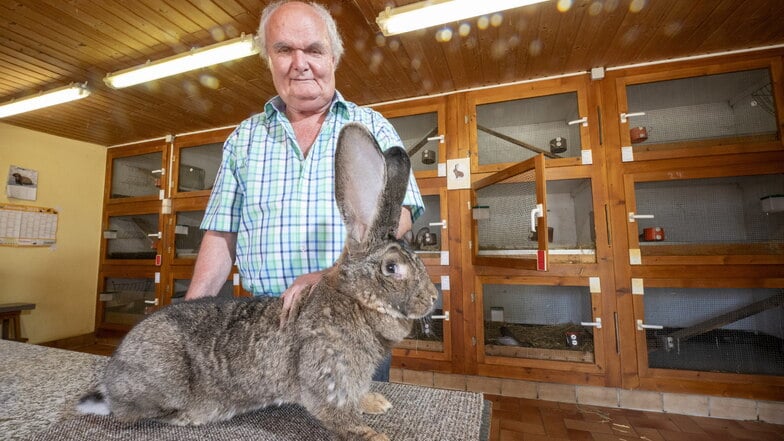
[202,92,425,296]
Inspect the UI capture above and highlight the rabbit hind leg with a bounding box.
[309,404,389,441]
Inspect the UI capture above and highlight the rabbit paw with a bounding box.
[349,426,389,441]
[359,392,392,415]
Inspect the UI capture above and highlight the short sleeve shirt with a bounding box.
[201,91,425,296]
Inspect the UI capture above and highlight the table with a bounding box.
[0,303,35,341]
[0,340,490,441]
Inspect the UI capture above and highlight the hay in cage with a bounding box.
[483,322,595,363]
[485,322,594,352]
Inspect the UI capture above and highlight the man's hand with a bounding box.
[279,270,326,327]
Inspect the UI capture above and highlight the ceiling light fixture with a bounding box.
[0,83,90,118]
[376,0,549,36]
[104,34,259,89]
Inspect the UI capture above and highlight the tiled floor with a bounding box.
[66,343,784,441]
[486,394,784,441]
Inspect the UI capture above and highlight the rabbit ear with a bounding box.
[335,123,410,249]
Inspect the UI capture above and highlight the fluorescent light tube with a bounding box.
[0,83,90,118]
[377,0,549,36]
[105,34,259,89]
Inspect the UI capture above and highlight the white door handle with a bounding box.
[636,319,663,331]
[568,117,588,127]
[429,220,447,229]
[628,212,655,222]
[147,232,162,239]
[620,112,646,123]
[431,311,449,321]
[580,318,602,329]
[530,204,544,232]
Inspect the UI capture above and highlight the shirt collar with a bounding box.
[263,91,349,120]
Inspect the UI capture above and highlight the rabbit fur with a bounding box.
[77,122,438,441]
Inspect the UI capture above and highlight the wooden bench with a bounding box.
[0,303,35,342]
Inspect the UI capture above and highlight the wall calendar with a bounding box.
[0,203,58,247]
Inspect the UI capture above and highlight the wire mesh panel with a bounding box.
[110,152,163,199]
[546,179,596,262]
[482,283,595,363]
[634,173,784,251]
[174,210,205,259]
[100,276,157,326]
[397,282,445,353]
[105,213,160,260]
[475,169,538,255]
[411,194,442,254]
[171,278,233,304]
[476,92,582,166]
[388,112,440,174]
[625,68,778,146]
[178,142,222,193]
[642,287,784,376]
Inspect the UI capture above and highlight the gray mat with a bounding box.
[31,382,485,441]
[0,341,488,441]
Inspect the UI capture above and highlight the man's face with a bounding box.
[265,3,336,115]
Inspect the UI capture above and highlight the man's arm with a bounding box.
[184,230,237,300]
[396,206,413,239]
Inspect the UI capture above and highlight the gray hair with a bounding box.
[256,1,344,68]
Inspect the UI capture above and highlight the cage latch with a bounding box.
[431,311,450,321]
[636,319,663,331]
[580,317,602,329]
[620,111,646,123]
[628,212,654,223]
[530,204,544,232]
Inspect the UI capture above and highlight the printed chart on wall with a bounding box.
[0,203,58,247]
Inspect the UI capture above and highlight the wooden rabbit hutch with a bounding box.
[95,50,784,405]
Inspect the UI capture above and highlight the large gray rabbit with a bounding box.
[77,122,438,441]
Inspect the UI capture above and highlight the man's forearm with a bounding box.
[185,230,237,299]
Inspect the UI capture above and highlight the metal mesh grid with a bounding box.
[405,283,444,345]
[179,142,223,191]
[635,174,784,244]
[482,284,592,325]
[411,194,441,251]
[175,210,205,256]
[388,112,440,173]
[643,287,784,376]
[476,92,581,164]
[476,178,537,250]
[106,214,159,259]
[546,179,595,249]
[626,68,778,145]
[482,284,595,362]
[111,152,161,198]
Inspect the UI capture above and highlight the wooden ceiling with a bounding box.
[2,0,784,147]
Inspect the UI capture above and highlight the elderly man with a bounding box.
[185,1,425,382]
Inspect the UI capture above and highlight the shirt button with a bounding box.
[301,246,307,253]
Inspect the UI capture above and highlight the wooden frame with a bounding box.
[465,74,592,174]
[373,96,448,180]
[95,267,162,332]
[611,55,784,163]
[628,277,784,400]
[170,127,234,199]
[472,275,609,386]
[620,153,784,266]
[393,272,453,364]
[104,140,168,205]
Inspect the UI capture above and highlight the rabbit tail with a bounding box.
[77,390,111,416]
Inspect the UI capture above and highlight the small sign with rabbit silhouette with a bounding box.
[446,157,471,189]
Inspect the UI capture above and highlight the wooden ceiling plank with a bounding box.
[0,2,130,62]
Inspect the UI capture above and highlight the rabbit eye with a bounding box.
[383,262,398,275]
